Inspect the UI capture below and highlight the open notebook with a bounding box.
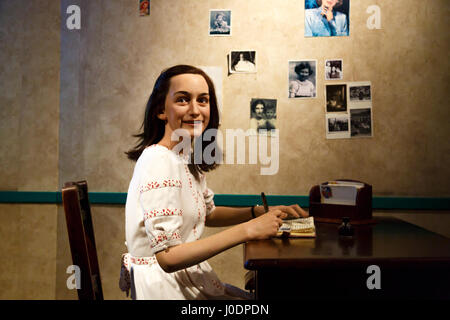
[276,216,316,238]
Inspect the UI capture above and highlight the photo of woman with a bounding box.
[229,51,256,73]
[305,0,350,37]
[209,10,231,36]
[250,99,277,133]
[289,60,317,98]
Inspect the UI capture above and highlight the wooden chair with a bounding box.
[245,270,256,295]
[62,180,103,300]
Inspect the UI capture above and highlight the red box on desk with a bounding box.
[309,180,375,225]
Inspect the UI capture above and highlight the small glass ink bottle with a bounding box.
[338,217,354,236]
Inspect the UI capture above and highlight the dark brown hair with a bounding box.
[316,0,344,7]
[125,65,221,181]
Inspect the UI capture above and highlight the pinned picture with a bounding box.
[325,59,343,80]
[326,113,350,139]
[349,82,372,104]
[350,108,373,138]
[250,98,277,135]
[139,0,150,16]
[305,0,350,37]
[229,51,256,73]
[326,84,347,112]
[289,60,317,98]
[209,10,231,36]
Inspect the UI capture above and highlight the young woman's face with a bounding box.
[323,0,338,8]
[298,68,310,81]
[160,73,210,138]
[255,104,264,117]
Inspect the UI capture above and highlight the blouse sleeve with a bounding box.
[200,174,216,216]
[138,152,183,255]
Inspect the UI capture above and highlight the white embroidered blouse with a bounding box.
[122,144,245,300]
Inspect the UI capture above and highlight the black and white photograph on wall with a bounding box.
[350,108,372,138]
[326,114,350,139]
[250,98,277,135]
[209,10,231,36]
[229,51,256,73]
[305,0,350,37]
[325,59,343,80]
[326,84,347,112]
[349,82,372,103]
[289,60,317,98]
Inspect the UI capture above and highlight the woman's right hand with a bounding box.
[244,209,283,240]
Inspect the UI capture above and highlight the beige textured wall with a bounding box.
[0,0,449,300]
[0,0,60,299]
[61,0,450,197]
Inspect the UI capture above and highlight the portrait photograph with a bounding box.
[305,0,350,37]
[326,114,350,139]
[139,0,150,16]
[326,84,347,112]
[288,60,317,98]
[229,51,256,73]
[325,59,343,80]
[350,108,373,138]
[209,10,231,36]
[349,82,372,103]
[250,98,277,135]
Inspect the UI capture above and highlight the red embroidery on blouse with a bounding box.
[150,231,181,249]
[140,179,182,193]
[143,208,183,220]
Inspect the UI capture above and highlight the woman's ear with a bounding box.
[157,112,167,121]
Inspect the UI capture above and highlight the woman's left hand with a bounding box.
[269,204,308,219]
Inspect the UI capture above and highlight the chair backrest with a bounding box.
[62,180,103,300]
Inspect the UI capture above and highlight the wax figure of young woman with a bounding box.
[120,65,308,300]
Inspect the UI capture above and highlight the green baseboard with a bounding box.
[0,191,449,210]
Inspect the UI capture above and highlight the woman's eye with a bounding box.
[176,97,189,104]
[198,97,209,104]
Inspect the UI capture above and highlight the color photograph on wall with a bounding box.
[209,10,231,36]
[325,59,343,80]
[139,0,150,16]
[305,0,350,37]
[350,108,373,138]
[229,51,256,73]
[325,84,347,112]
[250,98,277,134]
[288,60,317,98]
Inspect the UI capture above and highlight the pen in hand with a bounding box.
[261,192,269,213]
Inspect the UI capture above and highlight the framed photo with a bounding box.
[229,51,256,73]
[288,60,317,98]
[209,10,231,36]
[305,0,350,37]
[325,59,343,80]
[325,84,347,112]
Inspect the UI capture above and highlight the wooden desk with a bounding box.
[244,216,450,300]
